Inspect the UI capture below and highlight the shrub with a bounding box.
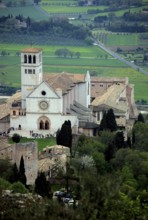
[9,181,28,194]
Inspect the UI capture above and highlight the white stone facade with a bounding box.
[10,48,90,136]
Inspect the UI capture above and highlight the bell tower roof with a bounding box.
[21,48,42,53]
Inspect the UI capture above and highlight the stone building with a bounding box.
[90,77,138,133]
[0,47,138,136]
[8,48,91,137]
[38,145,70,179]
[0,137,38,185]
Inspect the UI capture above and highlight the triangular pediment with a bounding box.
[28,81,60,99]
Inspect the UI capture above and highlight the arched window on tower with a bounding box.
[33,55,36,64]
[24,55,27,63]
[28,55,32,64]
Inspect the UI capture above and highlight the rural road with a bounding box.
[94,39,148,75]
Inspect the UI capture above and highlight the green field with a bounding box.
[0,1,148,102]
[3,0,33,5]
[0,6,48,21]
[9,136,56,151]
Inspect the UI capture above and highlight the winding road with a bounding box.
[93,39,148,75]
[33,4,148,75]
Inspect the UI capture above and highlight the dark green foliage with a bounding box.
[100,111,107,131]
[9,163,19,184]
[18,156,26,186]
[106,109,117,132]
[137,113,145,123]
[12,133,21,143]
[9,181,28,194]
[100,109,117,132]
[35,172,51,198]
[105,143,115,161]
[126,136,132,148]
[56,120,72,153]
[115,131,125,149]
[0,159,12,180]
[132,122,148,151]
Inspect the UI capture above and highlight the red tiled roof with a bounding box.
[21,48,42,53]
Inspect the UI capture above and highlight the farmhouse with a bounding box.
[0,47,138,137]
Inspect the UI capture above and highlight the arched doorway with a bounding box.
[38,116,50,130]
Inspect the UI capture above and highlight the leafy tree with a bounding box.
[0,159,13,180]
[75,51,80,58]
[93,151,106,174]
[1,50,7,56]
[9,181,28,194]
[105,143,116,162]
[35,172,51,198]
[126,136,132,148]
[132,122,148,151]
[0,177,11,190]
[115,131,125,149]
[12,133,21,143]
[34,0,41,4]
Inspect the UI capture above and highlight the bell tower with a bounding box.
[21,48,43,109]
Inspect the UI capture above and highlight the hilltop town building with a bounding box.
[0,47,138,137]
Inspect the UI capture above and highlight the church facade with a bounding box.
[10,48,91,136]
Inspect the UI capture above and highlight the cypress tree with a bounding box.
[115,131,125,149]
[56,120,72,154]
[35,172,51,198]
[137,113,145,123]
[100,111,107,131]
[9,163,19,183]
[106,109,117,132]
[105,143,115,162]
[18,156,27,186]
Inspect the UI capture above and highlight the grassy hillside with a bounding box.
[0,6,48,21]
[0,1,148,102]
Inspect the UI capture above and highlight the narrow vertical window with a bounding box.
[28,55,32,64]
[33,55,36,64]
[24,55,27,63]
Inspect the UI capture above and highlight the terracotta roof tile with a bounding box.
[43,73,85,93]
[0,103,11,119]
[91,84,128,112]
[21,48,42,53]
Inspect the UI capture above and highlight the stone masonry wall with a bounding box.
[0,137,38,185]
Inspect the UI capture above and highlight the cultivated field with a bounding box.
[0,6,48,21]
[0,1,148,102]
